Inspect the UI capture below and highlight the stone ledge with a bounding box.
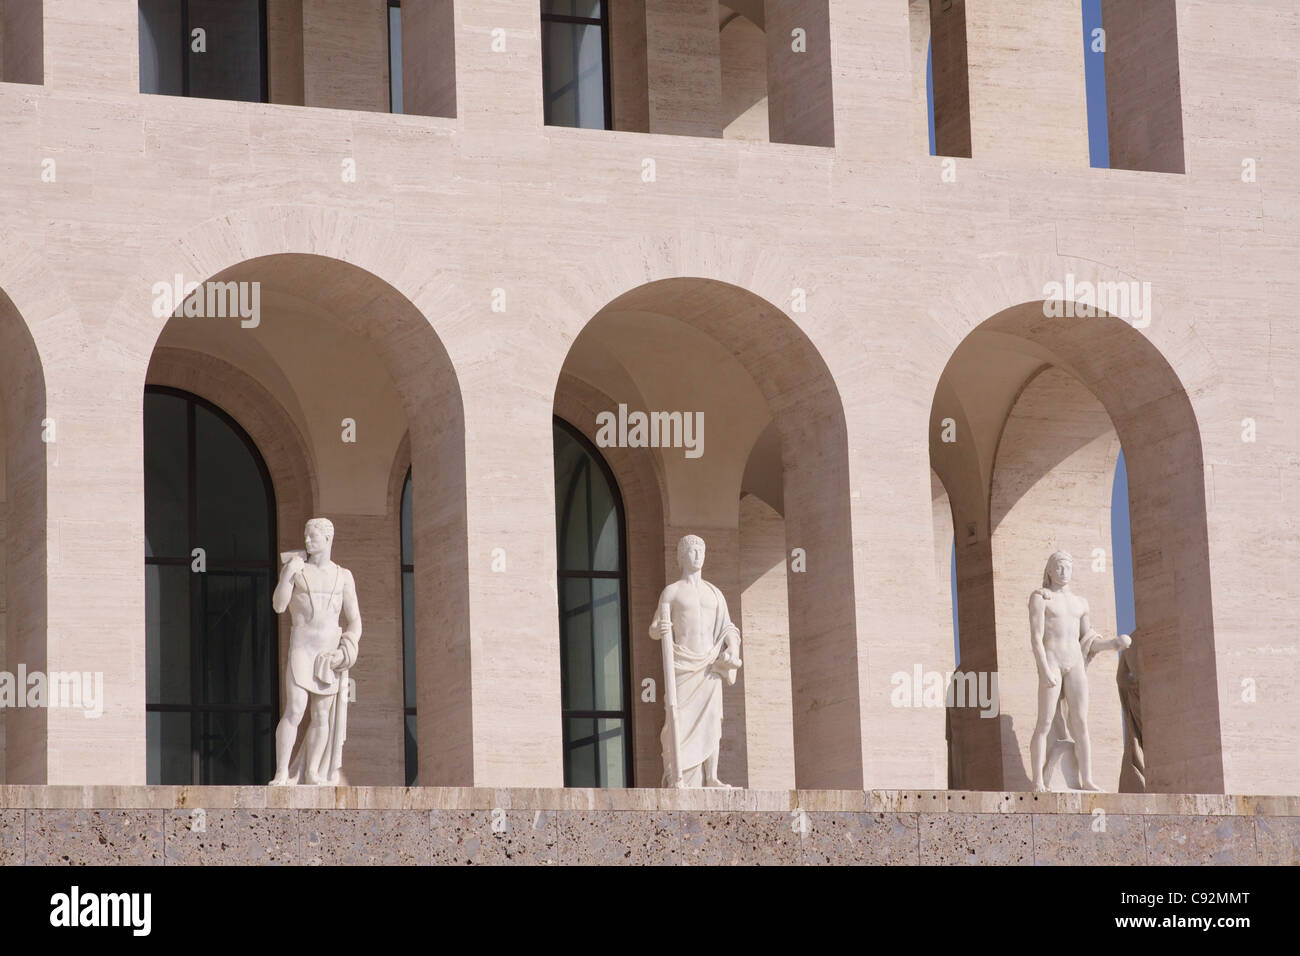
[1,806,1296,865]
[0,786,1296,815]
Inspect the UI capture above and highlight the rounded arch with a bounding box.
[915,253,1221,401]
[117,210,472,784]
[552,272,860,789]
[929,291,1219,793]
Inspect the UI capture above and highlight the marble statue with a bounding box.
[269,517,361,786]
[1117,633,1145,792]
[1028,551,1130,792]
[649,535,742,788]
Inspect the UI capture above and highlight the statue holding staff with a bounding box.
[268,517,361,786]
[649,535,742,788]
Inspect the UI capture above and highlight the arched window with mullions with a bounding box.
[553,417,633,786]
[144,386,278,785]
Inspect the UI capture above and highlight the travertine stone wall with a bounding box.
[965,0,1089,165]
[645,0,723,137]
[0,0,1296,795]
[0,786,1294,865]
[302,0,389,113]
[610,0,650,133]
[764,0,833,146]
[400,0,457,118]
[1101,0,1184,173]
[267,0,306,106]
[739,493,795,789]
[1,0,42,84]
[926,0,971,157]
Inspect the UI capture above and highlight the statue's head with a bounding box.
[305,517,335,555]
[1042,551,1073,588]
[677,534,706,573]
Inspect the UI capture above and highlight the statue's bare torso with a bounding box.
[658,578,721,654]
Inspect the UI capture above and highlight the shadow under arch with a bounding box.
[930,298,1219,794]
[0,286,49,784]
[553,276,861,789]
[143,252,472,786]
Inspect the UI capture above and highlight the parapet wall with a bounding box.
[0,787,1295,865]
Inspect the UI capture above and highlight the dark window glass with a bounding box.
[195,402,271,561]
[200,711,275,785]
[144,391,188,558]
[400,469,417,785]
[139,0,184,95]
[541,1,610,130]
[144,387,277,785]
[147,711,192,784]
[138,0,267,102]
[553,419,631,786]
[146,564,191,704]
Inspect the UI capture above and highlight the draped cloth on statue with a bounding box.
[651,582,739,786]
[281,557,358,785]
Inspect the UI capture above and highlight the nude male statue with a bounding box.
[1028,551,1129,792]
[649,535,742,788]
[269,517,361,786]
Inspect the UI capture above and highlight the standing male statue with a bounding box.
[1028,551,1129,792]
[649,535,742,788]
[269,517,362,786]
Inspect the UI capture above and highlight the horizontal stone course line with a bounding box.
[0,786,1296,815]
[3,809,1295,865]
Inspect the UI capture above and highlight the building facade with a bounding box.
[0,0,1296,809]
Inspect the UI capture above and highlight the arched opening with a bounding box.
[551,277,856,789]
[553,417,633,786]
[930,299,1218,793]
[1082,0,1185,173]
[911,0,971,158]
[144,253,466,785]
[144,386,277,784]
[0,287,47,784]
[719,5,768,141]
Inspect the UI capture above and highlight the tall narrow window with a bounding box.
[924,0,971,158]
[1083,0,1184,173]
[1082,0,1110,168]
[389,0,403,113]
[553,418,632,786]
[541,1,611,130]
[399,469,417,785]
[138,0,267,102]
[145,387,277,785]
